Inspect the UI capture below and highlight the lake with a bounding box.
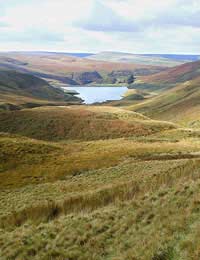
[63,86,128,104]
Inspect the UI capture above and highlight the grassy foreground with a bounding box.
[1,105,200,259]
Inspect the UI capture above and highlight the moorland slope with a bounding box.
[1,112,200,259]
[0,69,82,110]
[0,52,167,86]
[0,106,175,141]
[126,61,200,126]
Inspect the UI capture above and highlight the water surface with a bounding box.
[63,86,128,104]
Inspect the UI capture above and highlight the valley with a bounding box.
[0,52,166,87]
[1,51,200,260]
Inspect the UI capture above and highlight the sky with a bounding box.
[0,0,199,54]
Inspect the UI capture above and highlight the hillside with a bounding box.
[0,106,175,141]
[1,121,200,259]
[0,52,166,86]
[0,69,82,110]
[125,61,200,126]
[129,76,200,126]
[89,51,199,67]
[141,60,200,85]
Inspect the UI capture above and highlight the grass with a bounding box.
[141,60,200,85]
[123,61,200,128]
[1,153,200,259]
[2,129,200,189]
[127,77,200,127]
[1,104,200,259]
[0,106,175,141]
[0,69,82,111]
[1,158,199,227]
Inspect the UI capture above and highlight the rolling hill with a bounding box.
[0,106,175,141]
[0,69,82,110]
[0,52,167,86]
[89,51,199,67]
[127,60,200,126]
[141,60,200,85]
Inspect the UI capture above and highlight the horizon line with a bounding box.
[0,50,199,55]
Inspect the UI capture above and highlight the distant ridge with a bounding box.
[0,51,94,58]
[139,54,200,61]
[0,52,166,86]
[89,51,200,67]
[1,51,199,61]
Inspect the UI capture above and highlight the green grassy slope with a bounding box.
[127,60,200,93]
[0,69,82,110]
[141,60,200,85]
[0,70,72,100]
[126,61,200,126]
[130,77,200,124]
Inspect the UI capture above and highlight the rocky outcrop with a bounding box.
[72,71,103,84]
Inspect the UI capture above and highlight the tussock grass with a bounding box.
[1,105,200,259]
[1,166,200,259]
[1,159,199,229]
[1,133,200,189]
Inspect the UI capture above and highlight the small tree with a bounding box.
[127,74,135,85]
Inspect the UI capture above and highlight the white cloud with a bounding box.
[76,1,139,32]
[0,0,199,54]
